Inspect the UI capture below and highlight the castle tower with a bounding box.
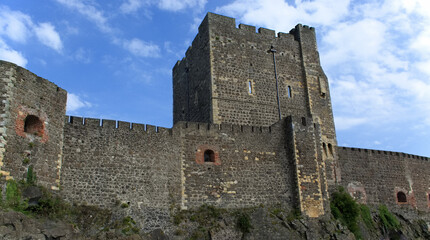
[173,13,340,217]
[0,61,67,190]
[173,13,335,129]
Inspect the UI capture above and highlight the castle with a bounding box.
[0,13,428,231]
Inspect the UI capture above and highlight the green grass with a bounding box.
[378,205,400,230]
[360,204,375,229]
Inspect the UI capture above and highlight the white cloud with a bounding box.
[334,116,367,131]
[54,0,112,33]
[322,19,387,67]
[120,0,147,14]
[217,0,350,32]
[120,0,207,14]
[34,23,63,52]
[122,38,160,57]
[0,39,27,67]
[0,6,32,43]
[67,93,92,112]
[0,6,63,57]
[158,0,207,12]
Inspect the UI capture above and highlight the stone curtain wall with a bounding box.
[0,61,66,190]
[177,120,297,210]
[338,147,430,212]
[60,117,182,230]
[60,117,305,228]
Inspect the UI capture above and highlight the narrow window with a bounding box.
[248,81,253,94]
[301,117,306,126]
[323,143,327,156]
[328,143,333,156]
[288,86,292,98]
[24,115,43,135]
[397,192,407,203]
[204,149,215,162]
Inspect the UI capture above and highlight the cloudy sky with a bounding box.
[1,0,429,156]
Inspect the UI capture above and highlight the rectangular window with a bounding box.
[318,76,327,97]
[288,86,292,98]
[248,81,253,94]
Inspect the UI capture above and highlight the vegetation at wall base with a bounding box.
[378,204,400,231]
[5,180,27,211]
[360,204,375,229]
[235,212,252,233]
[26,165,36,186]
[330,186,361,238]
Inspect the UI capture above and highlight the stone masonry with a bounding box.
[0,12,428,232]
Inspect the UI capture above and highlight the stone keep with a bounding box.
[173,13,339,217]
[0,12,428,232]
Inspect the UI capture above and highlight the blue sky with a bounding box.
[0,0,429,157]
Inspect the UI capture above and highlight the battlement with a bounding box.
[174,121,275,134]
[65,116,171,134]
[338,146,429,161]
[202,12,314,40]
[174,13,317,67]
[65,116,280,136]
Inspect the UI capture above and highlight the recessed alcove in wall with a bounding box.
[195,145,221,165]
[204,149,215,162]
[396,191,407,203]
[24,115,44,136]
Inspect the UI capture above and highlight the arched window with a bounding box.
[24,115,43,135]
[204,149,215,162]
[397,191,407,203]
[301,117,306,126]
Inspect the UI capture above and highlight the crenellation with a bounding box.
[257,27,276,37]
[238,23,256,33]
[117,120,131,129]
[339,146,429,163]
[101,119,116,128]
[69,116,83,125]
[83,117,101,127]
[132,122,146,131]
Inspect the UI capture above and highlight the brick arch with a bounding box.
[15,106,49,143]
[195,145,221,165]
[24,115,43,135]
[394,187,412,205]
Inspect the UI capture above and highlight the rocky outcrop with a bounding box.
[0,211,77,239]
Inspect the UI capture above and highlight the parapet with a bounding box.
[201,12,315,41]
[173,120,280,135]
[338,146,429,161]
[65,116,171,134]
